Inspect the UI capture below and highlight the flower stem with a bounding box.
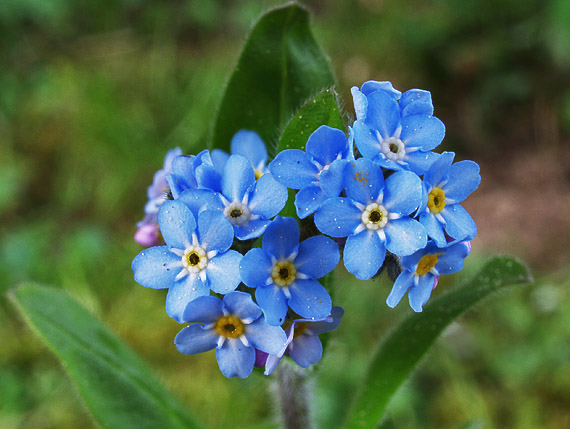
[274,362,312,429]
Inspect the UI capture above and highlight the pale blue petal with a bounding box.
[295,185,328,219]
[353,121,381,160]
[424,151,454,188]
[288,279,332,320]
[364,90,401,139]
[314,198,361,238]
[132,246,182,289]
[231,130,267,168]
[194,163,222,192]
[343,230,386,280]
[405,150,440,175]
[268,150,319,189]
[262,216,299,260]
[239,248,272,288]
[400,89,434,117]
[210,149,229,174]
[419,212,447,247]
[441,204,477,242]
[264,353,283,376]
[383,170,422,216]
[234,218,271,241]
[197,209,234,252]
[216,338,255,378]
[255,285,289,326]
[223,291,262,322]
[319,158,348,197]
[221,155,255,202]
[400,115,445,151]
[175,325,218,355]
[385,217,427,256]
[168,155,197,198]
[158,200,196,249]
[351,86,368,121]
[206,250,242,294]
[182,295,223,324]
[306,306,344,335]
[344,158,384,205]
[295,235,339,279]
[376,155,405,172]
[248,173,288,218]
[436,242,469,274]
[306,126,349,166]
[165,276,210,323]
[245,318,288,355]
[289,334,323,367]
[361,80,401,99]
[386,270,414,308]
[178,188,223,219]
[443,160,481,203]
[408,274,435,312]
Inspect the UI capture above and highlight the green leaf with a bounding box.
[343,257,532,429]
[9,284,201,429]
[276,89,345,218]
[211,2,336,152]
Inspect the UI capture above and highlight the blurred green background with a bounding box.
[1,0,569,427]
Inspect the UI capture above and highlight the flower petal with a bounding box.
[314,197,361,238]
[255,285,289,326]
[400,115,445,151]
[234,219,271,241]
[386,269,414,308]
[343,230,385,280]
[351,86,368,121]
[385,217,427,256]
[222,291,262,322]
[305,306,344,335]
[364,90,401,139]
[209,149,229,174]
[158,200,196,249]
[268,149,319,189]
[245,318,287,355]
[197,210,234,252]
[400,89,434,117]
[436,242,469,275]
[360,80,401,99]
[419,212,447,248]
[353,121,381,160]
[216,338,255,378]
[165,275,210,323]
[194,150,222,192]
[230,130,267,168]
[178,188,223,219]
[288,278,332,320]
[175,325,219,355]
[344,158,384,205]
[442,160,481,203]
[408,274,435,312]
[289,334,323,367]
[222,155,255,202]
[383,170,423,216]
[239,248,272,288]
[404,150,440,175]
[182,295,224,324]
[167,155,197,198]
[441,204,477,242]
[306,125,349,166]
[295,235,340,279]
[248,173,288,218]
[295,185,328,219]
[206,250,242,294]
[320,158,348,197]
[262,216,299,260]
[132,246,182,289]
[423,151,454,188]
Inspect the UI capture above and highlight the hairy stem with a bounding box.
[274,362,312,429]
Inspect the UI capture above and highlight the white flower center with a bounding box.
[182,245,208,273]
[223,201,252,226]
[380,136,406,161]
[361,203,389,230]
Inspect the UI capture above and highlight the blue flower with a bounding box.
[264,306,344,375]
[418,151,480,246]
[135,147,182,246]
[211,130,269,180]
[178,154,288,240]
[314,158,427,280]
[132,200,242,323]
[269,125,352,218]
[166,150,221,198]
[386,241,470,312]
[351,81,444,175]
[175,292,287,378]
[239,217,339,326]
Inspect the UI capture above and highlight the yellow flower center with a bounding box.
[361,203,389,230]
[254,169,264,181]
[427,187,446,213]
[416,254,438,276]
[271,260,296,287]
[215,315,245,338]
[182,246,208,273]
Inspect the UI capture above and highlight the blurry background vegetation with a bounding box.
[1,0,569,427]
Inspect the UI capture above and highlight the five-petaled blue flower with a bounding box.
[315,158,427,280]
[419,151,480,246]
[351,81,444,175]
[239,216,339,326]
[386,241,470,312]
[175,292,287,378]
[211,129,269,180]
[269,125,351,218]
[132,200,242,323]
[264,306,344,375]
